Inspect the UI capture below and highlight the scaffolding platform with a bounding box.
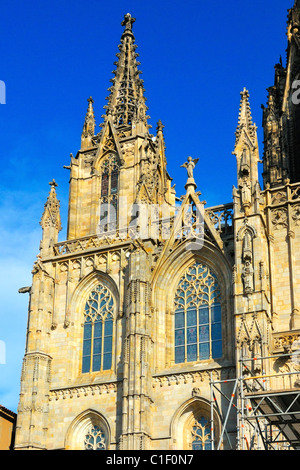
[210,353,300,450]
[246,388,300,450]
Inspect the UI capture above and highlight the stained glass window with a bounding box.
[174,262,222,363]
[82,284,115,373]
[84,425,106,450]
[191,416,212,450]
[110,169,118,194]
[101,170,109,197]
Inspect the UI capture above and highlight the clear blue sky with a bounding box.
[0,0,293,412]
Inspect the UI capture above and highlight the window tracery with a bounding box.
[99,154,120,233]
[84,425,107,450]
[82,283,115,373]
[191,416,212,450]
[174,262,222,364]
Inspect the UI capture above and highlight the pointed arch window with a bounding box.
[174,262,222,364]
[99,154,120,234]
[82,284,115,373]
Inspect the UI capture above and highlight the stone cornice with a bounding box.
[49,381,119,401]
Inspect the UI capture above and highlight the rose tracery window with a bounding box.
[99,154,120,234]
[84,425,107,450]
[174,262,222,364]
[82,283,115,373]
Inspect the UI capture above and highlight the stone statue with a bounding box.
[243,231,253,263]
[241,180,251,207]
[181,156,199,179]
[242,260,254,294]
[240,148,250,176]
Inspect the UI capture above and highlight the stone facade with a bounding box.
[14,5,300,450]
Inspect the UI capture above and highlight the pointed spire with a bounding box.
[81,97,96,150]
[40,180,62,231]
[40,180,62,255]
[103,13,150,133]
[235,88,257,148]
[233,89,260,215]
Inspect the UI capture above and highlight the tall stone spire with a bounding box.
[235,88,257,150]
[40,180,62,256]
[102,13,150,133]
[81,97,96,150]
[233,88,260,215]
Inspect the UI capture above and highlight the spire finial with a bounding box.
[239,88,253,125]
[156,120,165,134]
[49,179,58,189]
[121,13,136,33]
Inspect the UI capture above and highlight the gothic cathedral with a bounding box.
[14,3,300,450]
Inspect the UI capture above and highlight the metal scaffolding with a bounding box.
[210,353,300,450]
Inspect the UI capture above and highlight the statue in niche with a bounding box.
[240,180,251,209]
[252,337,262,373]
[240,339,250,361]
[243,231,253,262]
[242,260,254,294]
[242,230,254,295]
[240,148,250,177]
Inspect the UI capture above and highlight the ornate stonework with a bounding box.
[15,5,300,451]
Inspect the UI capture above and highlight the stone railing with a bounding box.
[265,181,300,207]
[52,203,234,257]
[206,203,234,236]
[272,330,300,353]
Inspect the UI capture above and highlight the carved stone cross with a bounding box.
[49,179,58,188]
[121,13,136,32]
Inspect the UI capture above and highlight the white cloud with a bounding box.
[0,190,41,412]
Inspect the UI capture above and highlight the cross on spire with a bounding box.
[121,13,136,34]
[49,179,58,189]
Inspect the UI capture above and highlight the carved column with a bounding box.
[120,247,153,450]
[15,263,52,449]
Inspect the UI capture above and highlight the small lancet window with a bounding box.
[174,262,222,364]
[82,284,115,373]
